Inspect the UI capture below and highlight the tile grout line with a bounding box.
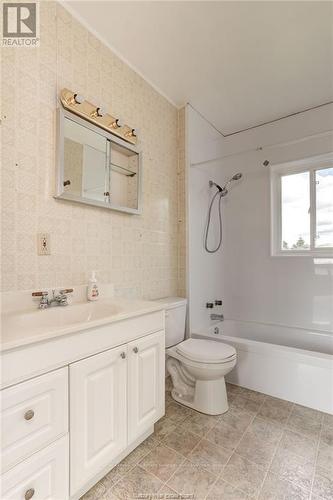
[151,434,190,496]
[162,441,203,496]
[157,402,209,496]
[257,401,322,500]
[205,391,274,498]
[110,441,180,498]
[203,403,260,500]
[163,390,258,499]
[254,401,295,500]
[105,436,160,494]
[178,407,238,499]
[310,417,324,498]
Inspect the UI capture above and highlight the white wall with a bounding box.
[188,104,333,333]
[188,162,225,330]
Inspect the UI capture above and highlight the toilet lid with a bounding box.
[176,338,236,364]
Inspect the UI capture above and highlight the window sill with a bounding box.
[271,250,333,258]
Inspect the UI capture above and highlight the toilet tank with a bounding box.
[154,297,187,348]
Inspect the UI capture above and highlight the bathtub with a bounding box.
[192,320,333,414]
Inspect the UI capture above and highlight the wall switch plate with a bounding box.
[37,233,51,255]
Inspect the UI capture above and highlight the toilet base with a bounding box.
[171,377,229,415]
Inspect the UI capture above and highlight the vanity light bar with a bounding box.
[60,89,138,145]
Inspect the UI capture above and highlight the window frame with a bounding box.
[270,152,333,257]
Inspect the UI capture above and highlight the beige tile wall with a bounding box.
[1,1,186,299]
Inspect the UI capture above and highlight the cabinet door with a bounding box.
[69,346,127,495]
[128,331,165,442]
[1,435,69,500]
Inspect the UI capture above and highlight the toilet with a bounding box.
[155,297,237,415]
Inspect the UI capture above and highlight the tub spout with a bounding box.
[210,313,224,321]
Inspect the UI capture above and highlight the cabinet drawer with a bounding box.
[1,435,69,500]
[1,367,68,472]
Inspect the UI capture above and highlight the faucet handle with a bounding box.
[32,291,49,309]
[59,288,73,295]
[32,291,48,297]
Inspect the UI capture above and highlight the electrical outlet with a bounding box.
[37,233,51,255]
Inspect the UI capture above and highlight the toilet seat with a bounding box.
[176,338,236,364]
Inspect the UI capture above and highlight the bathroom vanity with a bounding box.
[0,294,165,499]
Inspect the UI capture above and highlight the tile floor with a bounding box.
[82,379,333,500]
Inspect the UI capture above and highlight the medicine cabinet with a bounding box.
[56,108,142,214]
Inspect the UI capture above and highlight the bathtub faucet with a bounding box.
[210,313,224,321]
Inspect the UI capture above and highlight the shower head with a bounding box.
[222,172,243,193]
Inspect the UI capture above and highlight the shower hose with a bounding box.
[204,190,223,253]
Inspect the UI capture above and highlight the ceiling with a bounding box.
[65,1,333,135]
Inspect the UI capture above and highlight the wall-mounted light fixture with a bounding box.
[59,89,138,145]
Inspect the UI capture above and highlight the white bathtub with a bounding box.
[192,320,333,414]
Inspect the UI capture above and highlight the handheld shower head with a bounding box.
[205,172,243,253]
[222,172,243,192]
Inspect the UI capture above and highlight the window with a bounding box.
[271,153,333,256]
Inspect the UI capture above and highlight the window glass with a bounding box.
[281,171,310,250]
[315,167,333,248]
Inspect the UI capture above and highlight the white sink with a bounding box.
[4,301,122,331]
[1,298,162,351]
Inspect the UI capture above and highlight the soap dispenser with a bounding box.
[87,271,99,301]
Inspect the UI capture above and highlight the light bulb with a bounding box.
[73,93,84,104]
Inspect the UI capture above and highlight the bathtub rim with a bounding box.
[207,317,333,336]
[192,327,333,369]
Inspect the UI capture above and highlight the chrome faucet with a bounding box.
[210,313,224,321]
[32,288,73,309]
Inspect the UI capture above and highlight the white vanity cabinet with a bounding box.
[1,304,165,500]
[70,330,165,495]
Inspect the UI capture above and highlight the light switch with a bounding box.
[37,233,51,255]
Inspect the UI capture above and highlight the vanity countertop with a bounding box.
[1,298,165,352]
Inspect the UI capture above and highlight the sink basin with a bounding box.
[1,297,162,352]
[3,301,123,332]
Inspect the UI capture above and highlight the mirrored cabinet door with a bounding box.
[63,117,109,204]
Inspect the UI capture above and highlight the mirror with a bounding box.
[64,118,108,203]
[56,108,141,214]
